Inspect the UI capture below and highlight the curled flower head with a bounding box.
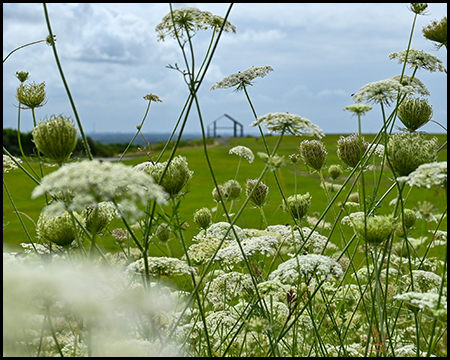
[343,104,373,116]
[246,179,269,208]
[409,3,428,15]
[36,206,85,247]
[422,16,447,50]
[386,132,438,177]
[15,71,29,83]
[210,65,273,92]
[251,112,324,138]
[229,145,254,163]
[82,201,116,234]
[351,75,429,106]
[299,140,327,171]
[143,93,162,102]
[32,160,168,220]
[283,193,311,220]
[397,97,433,131]
[15,81,47,109]
[32,115,78,165]
[155,7,236,42]
[328,164,343,180]
[353,215,395,246]
[397,161,446,188]
[337,133,369,169]
[193,207,213,230]
[389,49,446,73]
[134,156,193,198]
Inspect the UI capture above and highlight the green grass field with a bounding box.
[3,133,447,257]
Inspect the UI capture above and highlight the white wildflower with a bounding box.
[125,256,197,278]
[32,160,168,220]
[229,145,254,163]
[402,270,444,293]
[397,161,446,188]
[394,291,446,311]
[269,254,343,284]
[251,112,325,138]
[389,48,446,73]
[206,272,254,308]
[184,234,223,266]
[3,154,22,173]
[210,65,273,92]
[341,212,365,226]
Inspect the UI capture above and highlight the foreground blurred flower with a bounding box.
[337,133,369,168]
[283,193,311,220]
[397,97,433,132]
[397,161,447,188]
[32,115,78,165]
[210,65,273,92]
[251,112,325,138]
[32,160,168,220]
[299,140,327,171]
[15,81,47,109]
[422,16,447,50]
[351,75,429,106]
[389,48,446,73]
[134,156,193,199]
[386,132,438,177]
[155,6,236,42]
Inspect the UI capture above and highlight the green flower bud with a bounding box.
[409,3,428,15]
[246,179,269,207]
[155,223,171,242]
[37,207,84,247]
[212,184,225,202]
[145,155,194,198]
[397,97,433,132]
[289,153,300,164]
[386,132,438,177]
[82,202,115,234]
[32,115,78,165]
[16,81,47,109]
[193,207,213,230]
[328,164,343,180]
[353,215,395,246]
[395,208,418,237]
[347,192,360,204]
[337,133,369,168]
[422,16,447,50]
[283,193,311,220]
[299,140,327,171]
[15,71,30,83]
[223,179,242,200]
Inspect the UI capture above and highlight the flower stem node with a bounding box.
[32,115,78,166]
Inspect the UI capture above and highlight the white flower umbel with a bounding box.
[397,161,447,188]
[210,65,273,92]
[394,292,447,311]
[229,145,254,163]
[389,48,446,73]
[32,160,168,220]
[206,271,254,308]
[269,254,343,285]
[125,256,196,278]
[3,154,22,173]
[251,112,325,138]
[402,270,444,293]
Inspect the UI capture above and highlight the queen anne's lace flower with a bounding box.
[125,256,196,277]
[269,254,343,284]
[210,65,273,92]
[229,145,254,163]
[389,48,446,73]
[251,112,325,138]
[394,292,446,311]
[3,155,22,173]
[206,272,254,308]
[397,161,446,188]
[32,160,168,220]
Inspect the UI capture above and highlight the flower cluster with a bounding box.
[206,272,254,308]
[389,48,446,73]
[245,179,269,207]
[229,145,254,163]
[155,7,236,41]
[352,215,395,245]
[125,256,196,277]
[15,81,47,109]
[210,65,273,92]
[397,161,446,188]
[3,155,22,173]
[283,193,311,220]
[251,112,325,138]
[343,104,373,116]
[336,133,369,168]
[299,140,327,171]
[422,16,447,50]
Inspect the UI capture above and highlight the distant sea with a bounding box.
[86,132,207,145]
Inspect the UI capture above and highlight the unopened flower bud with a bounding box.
[395,208,418,236]
[299,140,327,171]
[37,207,84,247]
[193,207,213,230]
[337,133,369,168]
[155,223,171,242]
[16,81,47,109]
[328,164,343,180]
[283,193,311,220]
[398,97,433,132]
[422,16,447,50]
[32,115,78,165]
[386,132,438,177]
[353,215,395,246]
[246,179,269,207]
[223,179,242,200]
[409,3,428,15]
[15,71,30,83]
[82,202,115,233]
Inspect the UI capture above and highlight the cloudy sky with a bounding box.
[3,3,447,137]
